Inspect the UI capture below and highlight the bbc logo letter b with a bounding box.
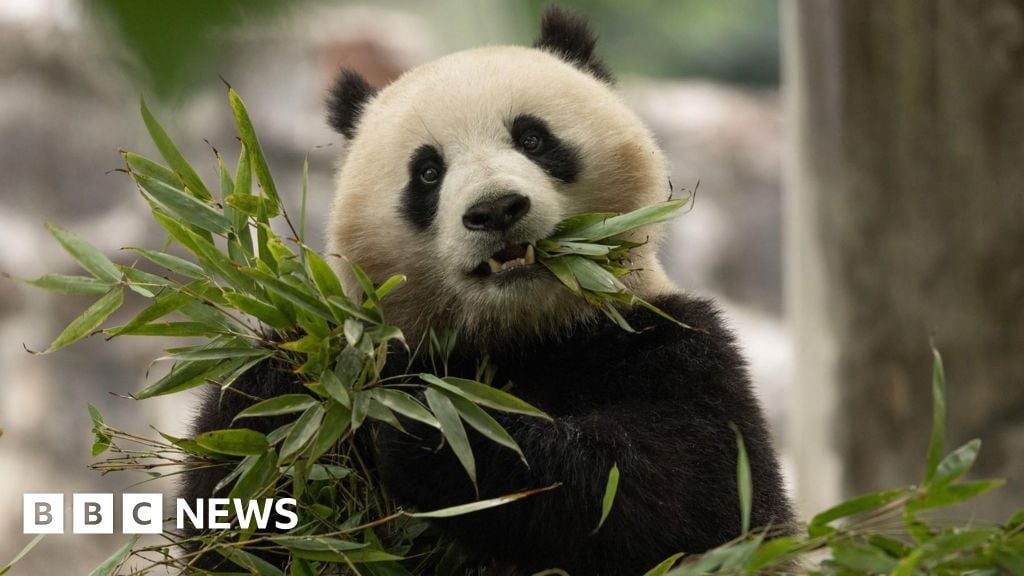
[24,493,64,534]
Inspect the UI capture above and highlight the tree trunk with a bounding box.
[785,0,1024,519]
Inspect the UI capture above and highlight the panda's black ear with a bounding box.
[533,6,613,83]
[327,69,377,139]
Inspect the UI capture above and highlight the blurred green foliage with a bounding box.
[84,0,311,99]
[85,0,778,101]
[519,0,779,84]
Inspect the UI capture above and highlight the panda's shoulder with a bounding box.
[513,292,744,380]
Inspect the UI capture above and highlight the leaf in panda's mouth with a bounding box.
[534,198,693,333]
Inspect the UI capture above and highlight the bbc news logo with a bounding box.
[23,494,298,534]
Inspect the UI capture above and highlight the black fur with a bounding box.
[326,69,377,138]
[510,114,581,184]
[401,144,446,229]
[534,6,614,83]
[376,294,795,574]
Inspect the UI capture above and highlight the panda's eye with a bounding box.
[519,131,543,153]
[419,164,441,185]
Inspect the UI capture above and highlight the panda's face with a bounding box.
[327,30,672,344]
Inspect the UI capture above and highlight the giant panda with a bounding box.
[183,7,794,575]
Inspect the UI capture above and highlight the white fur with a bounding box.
[327,45,675,346]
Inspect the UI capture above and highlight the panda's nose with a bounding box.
[462,193,531,232]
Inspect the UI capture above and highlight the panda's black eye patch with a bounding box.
[510,114,581,184]
[402,145,445,229]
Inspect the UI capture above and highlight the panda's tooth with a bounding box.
[488,259,502,273]
[525,245,535,265]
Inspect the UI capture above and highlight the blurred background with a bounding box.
[0,0,1021,572]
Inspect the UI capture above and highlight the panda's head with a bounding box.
[326,7,674,347]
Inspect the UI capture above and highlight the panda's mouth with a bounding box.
[471,242,537,277]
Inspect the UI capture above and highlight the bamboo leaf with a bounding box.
[930,439,981,488]
[45,223,122,283]
[732,424,753,534]
[407,484,559,518]
[140,98,211,200]
[809,488,909,535]
[1,535,46,576]
[594,463,620,534]
[228,89,280,214]
[195,428,269,456]
[235,395,318,420]
[126,247,206,279]
[280,404,325,462]
[443,391,522,460]
[24,274,115,296]
[214,546,283,576]
[134,173,232,235]
[371,388,439,429]
[86,535,138,576]
[425,387,476,487]
[554,199,687,242]
[925,347,947,484]
[420,374,550,420]
[562,255,625,293]
[106,290,192,337]
[43,287,123,353]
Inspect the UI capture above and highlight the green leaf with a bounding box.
[224,292,292,331]
[539,253,582,295]
[831,543,899,573]
[555,199,688,241]
[135,359,213,399]
[24,274,115,296]
[271,536,369,555]
[107,321,223,338]
[1,535,46,575]
[126,247,206,279]
[86,535,138,576]
[168,346,271,362]
[214,546,284,576]
[228,449,279,502]
[42,287,124,353]
[425,387,476,487]
[407,484,559,518]
[122,151,179,187]
[420,374,550,420]
[908,479,1006,512]
[375,274,407,300]
[153,211,256,292]
[371,388,439,430]
[732,424,752,534]
[743,536,803,572]
[194,428,269,456]
[642,552,685,576]
[241,268,333,323]
[321,369,352,408]
[280,403,325,462]
[562,255,625,293]
[140,97,211,200]
[444,391,523,461]
[88,403,111,457]
[594,463,620,534]
[308,401,351,462]
[45,223,122,283]
[931,438,981,488]
[809,487,908,534]
[305,249,345,300]
[134,173,232,235]
[235,394,319,420]
[351,262,381,310]
[925,346,947,484]
[229,88,280,214]
[106,290,192,337]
